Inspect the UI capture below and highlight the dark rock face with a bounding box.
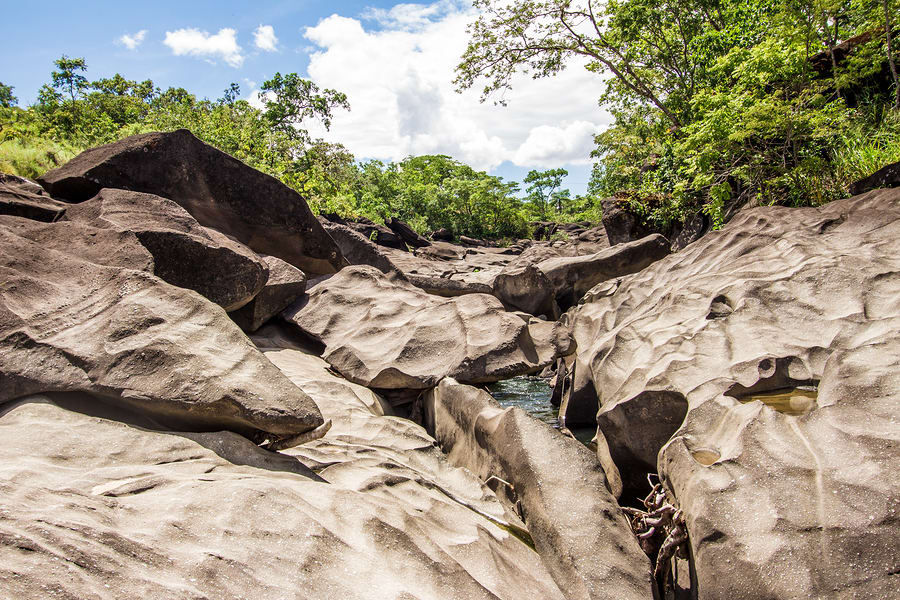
[343,217,407,250]
[430,227,453,241]
[65,188,268,311]
[0,173,68,222]
[848,159,900,195]
[569,189,900,599]
[37,129,346,275]
[387,217,431,248]
[318,218,403,276]
[283,265,570,389]
[424,379,653,600]
[230,256,307,333]
[0,216,323,438]
[601,196,642,245]
[601,196,708,251]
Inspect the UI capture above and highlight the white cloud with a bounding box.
[513,121,603,167]
[117,30,147,50]
[253,24,278,52]
[163,27,244,67]
[362,0,464,30]
[302,4,611,173]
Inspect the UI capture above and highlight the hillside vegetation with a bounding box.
[3,0,899,238]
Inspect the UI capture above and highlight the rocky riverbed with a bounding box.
[1,130,898,600]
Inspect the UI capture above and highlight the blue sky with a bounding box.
[1,1,610,195]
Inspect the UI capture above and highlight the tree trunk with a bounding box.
[885,0,900,109]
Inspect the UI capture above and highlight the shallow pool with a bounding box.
[487,376,595,446]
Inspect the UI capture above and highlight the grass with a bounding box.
[0,136,81,179]
[831,112,900,189]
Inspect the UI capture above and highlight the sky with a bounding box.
[0,0,612,195]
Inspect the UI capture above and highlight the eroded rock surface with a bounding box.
[65,188,268,311]
[37,129,346,275]
[284,265,571,389]
[0,386,565,600]
[568,189,900,598]
[230,255,307,332]
[424,379,653,600]
[0,173,68,222]
[0,321,574,600]
[0,217,322,438]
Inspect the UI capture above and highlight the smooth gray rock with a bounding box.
[0,216,323,438]
[424,379,654,600]
[283,265,570,389]
[568,189,900,599]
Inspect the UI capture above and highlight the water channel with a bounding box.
[487,376,596,446]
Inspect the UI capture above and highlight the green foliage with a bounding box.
[458,0,900,228]
[0,82,16,108]
[1,54,597,241]
[524,168,569,220]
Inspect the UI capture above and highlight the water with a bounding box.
[487,376,595,446]
[736,387,818,416]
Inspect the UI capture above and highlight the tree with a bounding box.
[259,72,350,147]
[524,168,569,219]
[51,55,88,104]
[454,1,774,128]
[0,82,16,108]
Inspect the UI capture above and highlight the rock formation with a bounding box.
[0,349,565,599]
[0,215,323,440]
[37,129,346,275]
[424,379,653,600]
[283,265,571,389]
[64,188,268,311]
[230,255,307,332]
[494,234,670,317]
[0,172,68,222]
[567,189,900,598]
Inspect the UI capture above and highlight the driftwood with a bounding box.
[621,475,690,596]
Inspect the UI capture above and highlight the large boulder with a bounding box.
[424,379,653,600]
[387,216,431,248]
[65,188,268,311]
[494,234,671,317]
[230,256,307,332]
[1,379,565,599]
[37,129,346,275]
[492,263,557,318]
[318,218,403,276]
[0,216,323,440]
[568,189,900,598]
[283,265,570,389]
[0,172,68,222]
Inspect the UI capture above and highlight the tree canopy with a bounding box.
[457,0,900,227]
[1,55,599,241]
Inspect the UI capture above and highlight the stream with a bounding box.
[487,376,596,446]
